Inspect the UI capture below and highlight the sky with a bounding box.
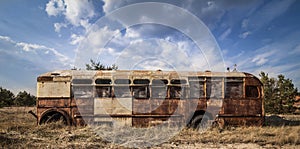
[0,0,300,94]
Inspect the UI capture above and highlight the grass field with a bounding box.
[0,107,299,148]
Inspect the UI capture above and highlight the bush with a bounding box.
[0,87,14,107]
[14,91,36,106]
[0,87,36,107]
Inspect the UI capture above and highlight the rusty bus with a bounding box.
[34,70,264,128]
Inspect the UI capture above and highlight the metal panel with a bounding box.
[37,82,70,98]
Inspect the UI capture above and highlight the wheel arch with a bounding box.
[39,108,71,125]
[188,110,213,126]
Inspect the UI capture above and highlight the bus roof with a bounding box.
[38,70,249,78]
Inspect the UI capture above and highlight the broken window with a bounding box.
[206,78,223,98]
[170,86,183,98]
[132,79,150,99]
[114,86,131,98]
[72,86,93,98]
[95,79,112,98]
[95,86,111,98]
[113,79,131,98]
[246,85,259,98]
[169,79,187,99]
[225,78,243,98]
[225,82,243,98]
[151,79,168,99]
[171,79,187,84]
[72,79,93,98]
[132,86,149,99]
[189,77,205,98]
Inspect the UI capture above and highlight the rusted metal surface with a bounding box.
[36,70,264,127]
[37,82,70,98]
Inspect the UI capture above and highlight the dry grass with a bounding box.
[0,107,299,148]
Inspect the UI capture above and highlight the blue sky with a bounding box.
[0,0,299,94]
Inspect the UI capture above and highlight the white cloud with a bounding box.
[45,0,95,29]
[74,26,121,67]
[219,28,231,41]
[239,31,251,39]
[0,35,71,68]
[241,19,249,29]
[102,0,127,14]
[64,0,95,26]
[113,38,193,70]
[0,35,73,94]
[45,0,65,16]
[125,28,140,38]
[0,36,13,42]
[70,34,84,45]
[54,22,67,33]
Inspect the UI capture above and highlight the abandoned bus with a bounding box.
[35,70,264,128]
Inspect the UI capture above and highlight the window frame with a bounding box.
[188,77,205,99]
[151,79,168,99]
[132,79,150,99]
[169,79,188,99]
[95,78,112,98]
[206,77,224,99]
[245,85,260,98]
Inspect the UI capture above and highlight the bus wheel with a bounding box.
[190,115,211,130]
[40,112,68,125]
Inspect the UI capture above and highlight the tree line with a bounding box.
[0,87,36,107]
[259,72,298,114]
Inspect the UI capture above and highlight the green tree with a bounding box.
[14,91,36,106]
[0,87,14,107]
[259,72,298,114]
[85,59,118,70]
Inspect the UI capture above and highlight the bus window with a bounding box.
[95,86,111,98]
[113,79,131,98]
[206,78,223,98]
[115,79,131,84]
[72,79,93,98]
[132,79,150,99]
[73,86,93,98]
[225,82,243,98]
[152,86,167,98]
[114,86,131,98]
[189,81,205,98]
[171,79,187,84]
[132,86,149,99]
[95,79,112,98]
[169,86,188,99]
[95,79,111,84]
[151,79,168,99]
[72,79,93,84]
[246,86,259,98]
[133,79,150,84]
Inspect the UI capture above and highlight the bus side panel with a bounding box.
[94,98,132,126]
[71,98,94,125]
[222,99,262,116]
[38,98,70,108]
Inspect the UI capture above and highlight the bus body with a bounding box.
[36,70,264,128]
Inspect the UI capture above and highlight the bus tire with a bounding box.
[39,110,70,125]
[190,114,211,130]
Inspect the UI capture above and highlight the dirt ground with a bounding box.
[0,107,299,148]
